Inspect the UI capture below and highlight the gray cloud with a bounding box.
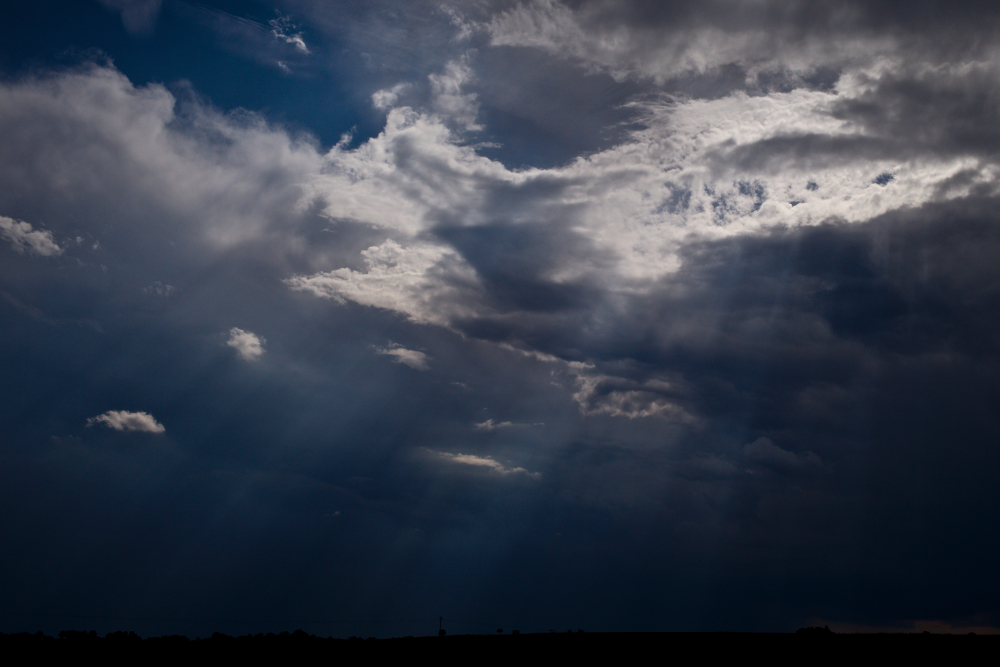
[0,216,62,256]
[375,342,430,370]
[486,0,1000,84]
[743,437,822,474]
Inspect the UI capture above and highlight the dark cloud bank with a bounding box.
[2,0,1000,638]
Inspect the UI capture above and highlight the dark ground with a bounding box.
[0,628,992,661]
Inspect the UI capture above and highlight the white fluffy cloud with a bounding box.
[0,216,62,256]
[375,343,430,370]
[289,61,992,333]
[5,53,998,423]
[288,239,478,327]
[227,328,266,361]
[0,65,323,252]
[86,410,165,433]
[431,450,541,479]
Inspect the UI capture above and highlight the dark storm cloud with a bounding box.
[4,0,1000,638]
[471,47,647,167]
[715,134,902,174]
[552,0,1000,63]
[568,0,1000,35]
[830,64,1000,158]
[716,62,1000,173]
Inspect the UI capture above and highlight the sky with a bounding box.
[3,0,1000,638]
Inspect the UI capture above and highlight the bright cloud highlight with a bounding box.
[431,450,541,479]
[227,328,266,361]
[375,343,430,370]
[86,410,165,433]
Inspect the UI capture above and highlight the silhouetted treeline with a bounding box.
[0,628,991,659]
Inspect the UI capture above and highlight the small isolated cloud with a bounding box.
[430,450,541,479]
[97,0,162,35]
[269,14,309,54]
[475,419,514,431]
[86,410,165,433]
[0,216,62,256]
[143,281,175,297]
[227,327,265,361]
[375,343,429,370]
[743,437,822,474]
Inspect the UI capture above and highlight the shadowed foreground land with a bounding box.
[0,629,992,660]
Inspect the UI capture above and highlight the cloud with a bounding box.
[484,0,1000,84]
[2,56,998,441]
[0,39,996,431]
[97,0,162,36]
[429,58,482,131]
[175,4,313,74]
[743,437,822,474]
[276,48,1000,431]
[0,65,324,254]
[6,2,1000,636]
[287,57,995,329]
[0,216,62,256]
[269,14,310,54]
[287,238,478,328]
[474,419,514,430]
[572,372,694,421]
[226,328,265,361]
[431,450,541,479]
[143,281,174,297]
[86,410,165,433]
[375,343,430,370]
[372,83,410,110]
